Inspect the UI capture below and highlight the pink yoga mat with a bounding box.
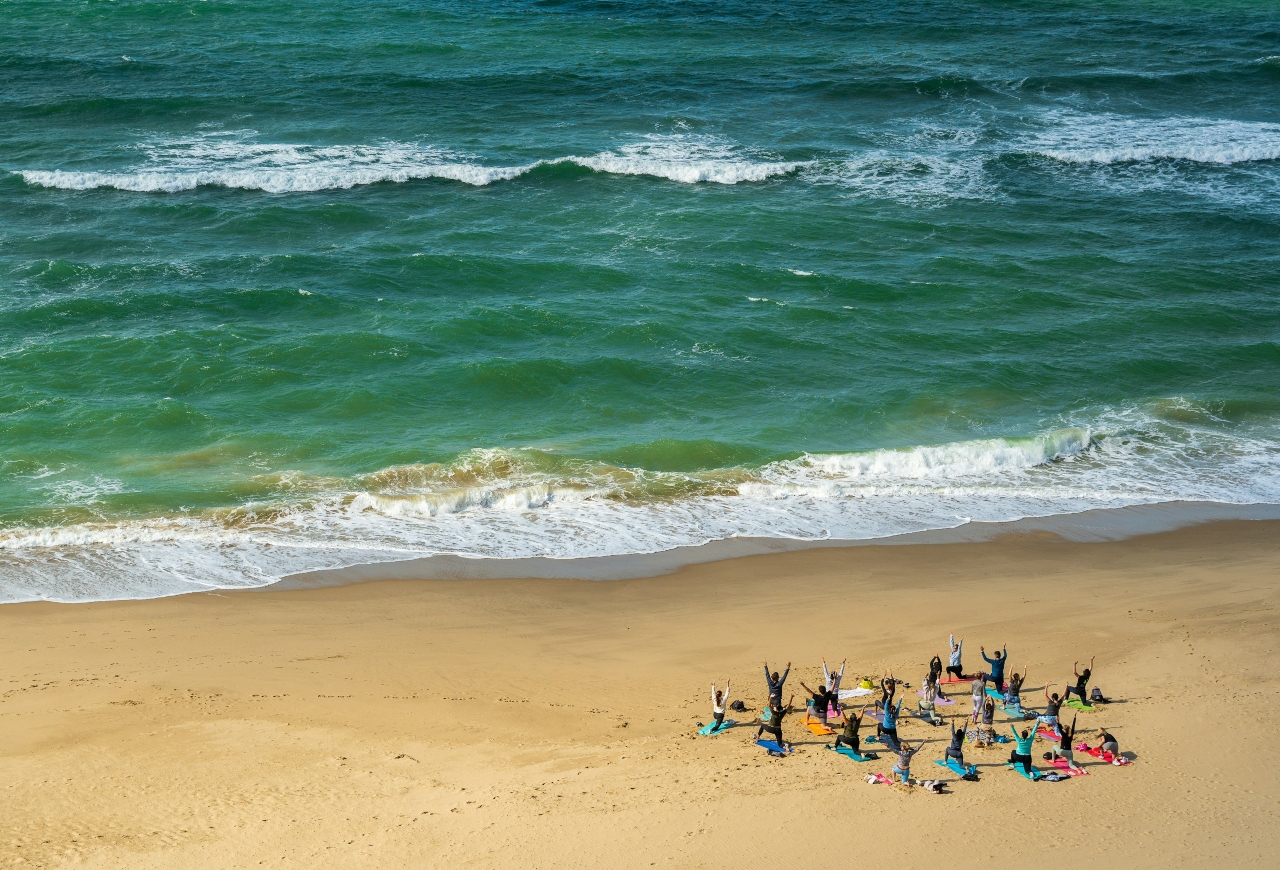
[1050,757,1089,776]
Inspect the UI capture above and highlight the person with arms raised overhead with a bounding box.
[1048,714,1083,773]
[834,706,873,757]
[823,658,846,696]
[763,661,790,709]
[981,644,1008,693]
[947,634,965,680]
[709,679,731,733]
[799,679,833,727]
[1066,657,1096,707]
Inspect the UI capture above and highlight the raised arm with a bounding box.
[822,659,830,684]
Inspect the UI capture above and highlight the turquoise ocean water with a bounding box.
[2,1,1279,601]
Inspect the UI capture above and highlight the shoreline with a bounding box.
[272,498,1280,589]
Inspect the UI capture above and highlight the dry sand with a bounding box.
[2,520,1278,868]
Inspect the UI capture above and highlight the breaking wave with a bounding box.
[4,408,1278,602]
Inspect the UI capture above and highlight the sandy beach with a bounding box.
[2,519,1278,868]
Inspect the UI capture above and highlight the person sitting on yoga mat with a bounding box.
[1065,657,1095,706]
[879,695,905,751]
[945,717,967,768]
[822,657,847,697]
[710,679,731,732]
[1048,714,1082,772]
[756,694,794,748]
[834,706,871,756]
[1009,724,1036,775]
[1006,667,1028,705]
[799,680,833,726]
[979,698,996,740]
[970,673,986,722]
[1095,728,1119,758]
[947,634,964,680]
[981,644,1008,692]
[1040,687,1063,736]
[892,739,928,785]
[763,661,790,708]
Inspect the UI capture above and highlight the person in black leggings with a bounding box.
[945,717,967,768]
[929,654,943,688]
[834,706,869,755]
[946,634,964,680]
[756,694,794,748]
[1065,657,1095,706]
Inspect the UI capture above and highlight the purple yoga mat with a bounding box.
[917,690,956,705]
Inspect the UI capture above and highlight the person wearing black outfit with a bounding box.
[756,694,794,748]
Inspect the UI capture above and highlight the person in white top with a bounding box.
[947,634,964,680]
[970,672,986,722]
[710,680,731,733]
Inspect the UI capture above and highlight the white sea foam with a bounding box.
[3,408,1278,602]
[17,131,799,193]
[1026,113,1280,166]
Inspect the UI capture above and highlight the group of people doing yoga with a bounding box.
[717,637,1120,786]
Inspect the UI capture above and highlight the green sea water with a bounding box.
[2,0,1279,600]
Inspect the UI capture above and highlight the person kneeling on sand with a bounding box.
[799,680,833,727]
[878,695,904,751]
[892,739,927,785]
[1047,715,1083,772]
[947,634,965,680]
[1039,687,1063,737]
[834,706,875,757]
[1009,724,1036,775]
[756,694,794,749]
[1066,657,1096,707]
[946,717,968,768]
[710,679,731,733]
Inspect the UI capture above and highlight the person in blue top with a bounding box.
[981,645,1008,693]
[878,695,904,752]
[1009,723,1037,776]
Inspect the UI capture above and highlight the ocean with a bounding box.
[2,0,1278,601]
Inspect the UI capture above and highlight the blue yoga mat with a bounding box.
[1008,763,1041,781]
[698,719,735,736]
[756,739,791,754]
[827,745,871,762]
[934,758,977,777]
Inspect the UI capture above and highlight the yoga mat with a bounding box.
[805,720,835,735]
[934,758,978,777]
[755,739,791,755]
[862,708,884,724]
[869,773,894,785]
[838,687,874,699]
[827,745,871,762]
[1036,727,1061,742]
[1075,743,1132,765]
[917,690,956,705]
[940,675,976,684]
[1008,763,1041,781]
[826,704,844,719]
[1049,757,1089,776]
[1064,699,1097,712]
[910,710,945,726]
[697,719,735,736]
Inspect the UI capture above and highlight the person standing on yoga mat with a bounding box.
[834,706,870,755]
[981,645,1008,692]
[710,679,731,732]
[1048,715,1083,772]
[947,635,965,680]
[756,694,794,748]
[1065,657,1095,706]
[1009,724,1036,775]
[945,717,967,768]
[970,673,986,722]
[1040,687,1063,736]
[892,739,927,785]
[763,661,790,708]
[799,680,832,726]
